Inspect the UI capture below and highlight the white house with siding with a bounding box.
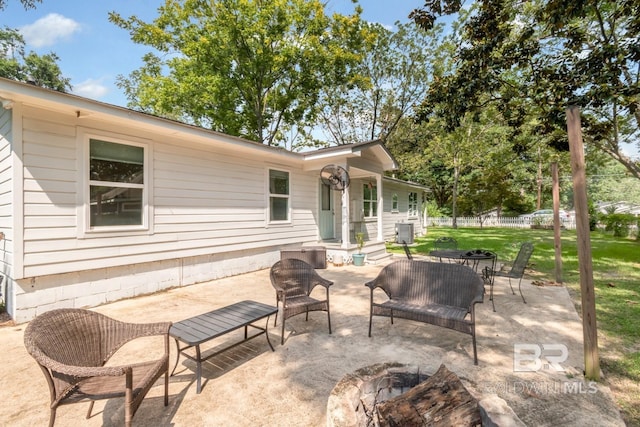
[0,78,427,323]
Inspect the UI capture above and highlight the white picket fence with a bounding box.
[427,216,577,230]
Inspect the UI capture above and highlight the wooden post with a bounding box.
[551,162,563,283]
[566,106,600,381]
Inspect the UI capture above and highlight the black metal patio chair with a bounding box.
[483,242,534,311]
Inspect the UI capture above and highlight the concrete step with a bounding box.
[365,251,394,264]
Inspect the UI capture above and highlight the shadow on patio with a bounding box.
[0,257,624,426]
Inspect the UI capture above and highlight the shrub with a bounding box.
[425,200,446,218]
[601,213,636,237]
[587,200,599,231]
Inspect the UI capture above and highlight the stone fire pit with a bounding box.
[327,362,524,427]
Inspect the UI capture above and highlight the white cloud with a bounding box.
[73,78,109,99]
[19,13,81,48]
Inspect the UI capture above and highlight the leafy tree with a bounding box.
[587,157,640,205]
[0,27,71,92]
[386,116,453,212]
[410,0,640,179]
[110,0,366,148]
[317,20,444,145]
[0,0,41,10]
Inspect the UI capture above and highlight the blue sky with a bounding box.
[2,0,422,107]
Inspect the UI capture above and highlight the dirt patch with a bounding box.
[531,279,563,287]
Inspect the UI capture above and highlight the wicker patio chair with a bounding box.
[24,308,171,427]
[270,258,333,345]
[483,242,534,310]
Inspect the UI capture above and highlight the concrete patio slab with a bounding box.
[0,257,624,426]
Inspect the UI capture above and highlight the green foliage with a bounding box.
[587,158,640,205]
[601,213,637,237]
[587,199,599,231]
[110,0,366,148]
[0,27,71,92]
[317,20,444,145]
[355,232,365,253]
[0,0,41,10]
[411,0,640,181]
[424,200,446,217]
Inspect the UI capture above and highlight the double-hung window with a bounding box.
[408,192,418,217]
[88,138,146,229]
[363,184,377,218]
[269,169,290,222]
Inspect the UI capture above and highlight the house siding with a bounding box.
[12,104,320,322]
[0,107,14,314]
[382,181,425,241]
[348,178,426,243]
[0,80,427,322]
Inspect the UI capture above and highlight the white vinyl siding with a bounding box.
[17,104,318,278]
[381,181,426,241]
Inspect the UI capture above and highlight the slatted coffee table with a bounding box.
[169,300,277,393]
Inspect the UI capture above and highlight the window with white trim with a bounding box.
[363,184,377,218]
[89,139,145,228]
[392,193,398,211]
[408,192,418,217]
[269,169,290,222]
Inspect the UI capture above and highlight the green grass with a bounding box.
[388,227,640,426]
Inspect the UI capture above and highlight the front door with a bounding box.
[319,183,334,239]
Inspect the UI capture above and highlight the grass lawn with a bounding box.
[388,226,640,426]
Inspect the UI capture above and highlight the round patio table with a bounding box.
[428,249,496,272]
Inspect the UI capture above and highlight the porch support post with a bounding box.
[376,174,383,242]
[341,178,350,249]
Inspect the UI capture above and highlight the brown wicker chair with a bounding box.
[24,308,171,427]
[270,258,333,345]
